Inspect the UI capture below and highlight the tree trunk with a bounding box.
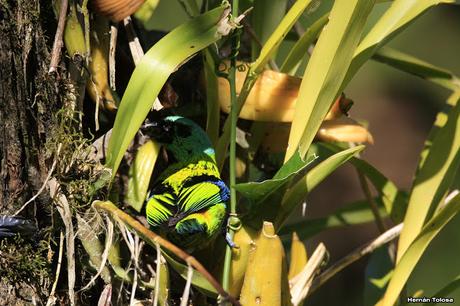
[0,0,65,303]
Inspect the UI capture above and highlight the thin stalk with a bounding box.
[49,0,69,73]
[308,223,403,295]
[216,0,313,168]
[93,200,240,305]
[356,170,387,233]
[222,0,240,295]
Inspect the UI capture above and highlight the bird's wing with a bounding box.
[177,181,226,214]
[145,192,176,226]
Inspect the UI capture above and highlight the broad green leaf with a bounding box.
[285,0,375,161]
[275,145,365,229]
[397,94,460,261]
[345,0,455,86]
[216,0,314,168]
[125,140,160,212]
[234,152,316,204]
[372,47,460,91]
[161,250,217,297]
[249,0,313,75]
[314,142,408,222]
[279,197,388,240]
[422,276,460,306]
[106,5,232,177]
[378,194,460,306]
[280,13,329,74]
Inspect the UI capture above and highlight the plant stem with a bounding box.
[49,0,69,73]
[222,0,240,295]
[356,169,387,233]
[308,223,403,295]
[93,200,240,305]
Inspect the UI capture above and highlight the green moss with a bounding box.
[0,237,50,286]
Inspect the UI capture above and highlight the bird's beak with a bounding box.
[142,121,159,129]
[142,120,173,143]
[142,121,162,135]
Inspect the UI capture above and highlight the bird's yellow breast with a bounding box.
[162,159,220,194]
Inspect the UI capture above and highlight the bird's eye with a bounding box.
[176,123,191,138]
[162,122,172,133]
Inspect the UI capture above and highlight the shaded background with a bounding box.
[144,2,460,305]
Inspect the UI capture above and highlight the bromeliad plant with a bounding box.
[50,0,460,305]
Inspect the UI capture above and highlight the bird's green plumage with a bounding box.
[143,116,229,251]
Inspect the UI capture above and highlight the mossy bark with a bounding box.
[0,0,68,303]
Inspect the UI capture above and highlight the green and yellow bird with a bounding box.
[143,116,231,252]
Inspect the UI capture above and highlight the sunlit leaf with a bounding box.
[216,0,314,167]
[372,47,460,91]
[280,13,329,74]
[106,5,232,177]
[234,152,316,204]
[276,145,365,228]
[378,194,460,306]
[346,0,455,85]
[397,93,460,261]
[125,140,160,212]
[285,0,375,161]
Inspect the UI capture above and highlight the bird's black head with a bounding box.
[143,116,214,161]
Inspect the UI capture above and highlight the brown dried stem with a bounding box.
[308,223,403,296]
[49,0,69,73]
[93,200,241,306]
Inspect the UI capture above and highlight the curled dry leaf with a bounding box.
[218,62,352,123]
[317,117,374,144]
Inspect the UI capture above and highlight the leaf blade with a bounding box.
[276,145,365,229]
[379,194,460,306]
[106,5,231,176]
[285,0,375,161]
[397,93,460,261]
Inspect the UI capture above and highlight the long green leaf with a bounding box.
[372,47,460,91]
[279,197,388,240]
[397,93,460,261]
[280,13,329,74]
[106,5,232,176]
[345,0,454,86]
[216,0,313,167]
[285,0,375,161]
[275,145,365,229]
[378,194,460,306]
[234,152,316,204]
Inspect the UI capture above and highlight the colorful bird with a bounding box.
[142,116,231,252]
